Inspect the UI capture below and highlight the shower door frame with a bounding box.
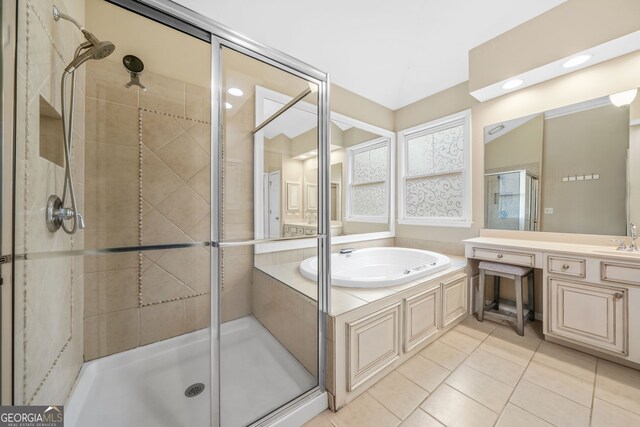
[113,1,332,425]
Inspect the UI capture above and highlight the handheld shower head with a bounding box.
[53,5,115,72]
[65,40,115,73]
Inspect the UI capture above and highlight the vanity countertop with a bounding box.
[465,236,640,262]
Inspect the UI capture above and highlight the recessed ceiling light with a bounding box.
[225,102,232,109]
[228,87,243,97]
[562,54,592,68]
[299,155,308,159]
[502,79,524,90]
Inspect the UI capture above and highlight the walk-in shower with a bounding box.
[45,6,114,235]
[3,0,329,425]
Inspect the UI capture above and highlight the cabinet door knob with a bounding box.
[614,293,623,299]
[562,264,570,270]
[497,254,504,259]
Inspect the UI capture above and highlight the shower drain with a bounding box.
[185,383,205,397]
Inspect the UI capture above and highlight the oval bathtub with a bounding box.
[299,247,451,288]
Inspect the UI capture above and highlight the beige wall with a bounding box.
[485,114,543,175]
[394,51,640,246]
[14,0,86,405]
[469,0,640,92]
[540,105,628,235]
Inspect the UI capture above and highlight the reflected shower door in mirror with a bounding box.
[254,87,393,240]
[220,46,323,426]
[484,92,637,236]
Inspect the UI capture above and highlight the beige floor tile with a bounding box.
[369,372,429,420]
[327,393,400,427]
[495,403,553,427]
[509,380,590,427]
[595,359,640,415]
[421,384,498,427]
[464,348,525,387]
[438,330,482,354]
[396,355,450,392]
[523,361,593,407]
[591,398,640,427]
[399,409,443,427]
[303,410,335,427]
[419,341,467,371]
[532,341,596,383]
[479,331,537,367]
[454,316,501,341]
[445,364,513,413]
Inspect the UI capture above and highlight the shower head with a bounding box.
[65,40,115,73]
[53,5,115,73]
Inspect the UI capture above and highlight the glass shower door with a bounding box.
[214,43,328,426]
[12,1,213,425]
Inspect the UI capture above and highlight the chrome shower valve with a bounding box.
[46,195,85,233]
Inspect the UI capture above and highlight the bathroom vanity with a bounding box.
[465,232,640,366]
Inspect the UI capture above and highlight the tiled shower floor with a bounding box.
[306,317,640,427]
[66,315,315,427]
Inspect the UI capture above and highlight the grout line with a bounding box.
[589,359,598,426]
[492,332,543,426]
[363,391,403,424]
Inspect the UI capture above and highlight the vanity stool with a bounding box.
[478,261,534,336]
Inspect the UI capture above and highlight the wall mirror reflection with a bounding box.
[484,90,638,236]
[255,87,394,247]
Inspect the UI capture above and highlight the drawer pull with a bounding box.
[614,293,623,299]
[562,264,570,270]
[497,254,504,259]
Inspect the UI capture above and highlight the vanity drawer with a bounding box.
[548,256,586,278]
[472,247,534,267]
[304,228,315,235]
[601,261,640,286]
[296,227,304,236]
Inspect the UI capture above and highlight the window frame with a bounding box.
[345,137,392,224]
[397,109,472,227]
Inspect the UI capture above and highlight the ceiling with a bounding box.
[173,0,566,110]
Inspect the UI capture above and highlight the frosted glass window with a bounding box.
[399,111,471,225]
[347,139,389,220]
[407,125,463,176]
[405,174,463,217]
[351,183,386,217]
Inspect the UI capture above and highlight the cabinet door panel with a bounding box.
[548,278,627,355]
[347,303,401,391]
[442,275,468,328]
[404,287,439,352]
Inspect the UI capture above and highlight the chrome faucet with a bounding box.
[631,223,638,252]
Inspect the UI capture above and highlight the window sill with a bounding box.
[397,218,473,228]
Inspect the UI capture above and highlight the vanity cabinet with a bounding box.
[465,236,640,365]
[547,278,627,355]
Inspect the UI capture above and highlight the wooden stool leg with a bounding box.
[515,275,524,336]
[478,269,486,322]
[528,272,535,321]
[494,276,500,311]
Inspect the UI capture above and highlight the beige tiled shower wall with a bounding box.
[13,0,86,405]
[252,269,318,377]
[83,58,213,360]
[219,92,258,322]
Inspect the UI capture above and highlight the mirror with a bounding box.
[255,86,394,244]
[484,91,638,236]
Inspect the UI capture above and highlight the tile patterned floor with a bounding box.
[304,317,640,427]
